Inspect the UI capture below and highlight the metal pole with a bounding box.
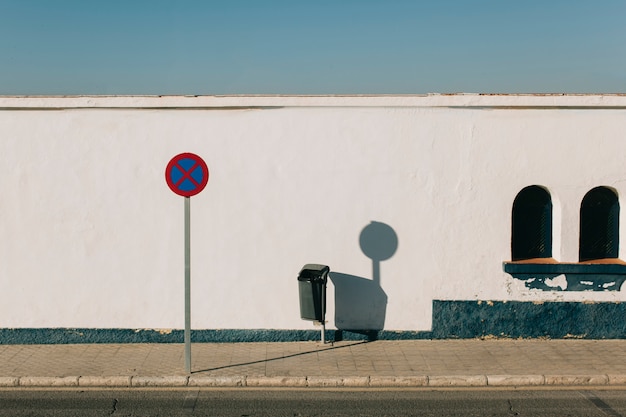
[321,280,326,344]
[184,197,191,374]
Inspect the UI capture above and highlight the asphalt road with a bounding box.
[2,388,626,416]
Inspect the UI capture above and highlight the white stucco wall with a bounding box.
[1,94,626,332]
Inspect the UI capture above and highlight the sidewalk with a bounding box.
[2,339,626,388]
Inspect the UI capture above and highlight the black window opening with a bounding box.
[579,186,619,262]
[512,185,553,261]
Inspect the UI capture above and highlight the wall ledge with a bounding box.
[503,260,626,275]
[1,94,626,110]
[503,260,626,291]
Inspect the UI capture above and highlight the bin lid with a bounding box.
[298,264,330,281]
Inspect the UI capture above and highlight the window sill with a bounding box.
[502,259,626,291]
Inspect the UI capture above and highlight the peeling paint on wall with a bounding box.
[3,299,626,343]
[504,263,626,291]
[432,300,626,339]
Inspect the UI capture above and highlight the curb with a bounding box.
[3,374,626,388]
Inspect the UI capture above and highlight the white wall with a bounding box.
[1,95,626,332]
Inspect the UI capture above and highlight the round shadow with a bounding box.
[359,221,398,261]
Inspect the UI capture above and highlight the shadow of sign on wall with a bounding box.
[331,221,398,338]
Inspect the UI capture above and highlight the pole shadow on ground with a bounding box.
[194,341,368,374]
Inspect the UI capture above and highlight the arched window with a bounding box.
[579,187,619,261]
[512,186,552,261]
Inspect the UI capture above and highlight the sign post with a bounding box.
[165,152,209,374]
[184,196,191,373]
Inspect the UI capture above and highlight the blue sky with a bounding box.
[1,0,625,95]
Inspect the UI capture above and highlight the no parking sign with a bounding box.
[165,152,209,197]
[165,152,209,373]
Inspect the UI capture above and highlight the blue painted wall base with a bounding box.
[431,300,626,339]
[3,301,626,343]
[0,328,429,344]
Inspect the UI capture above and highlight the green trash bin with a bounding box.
[298,264,330,322]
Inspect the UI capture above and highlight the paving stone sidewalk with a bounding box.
[2,339,626,388]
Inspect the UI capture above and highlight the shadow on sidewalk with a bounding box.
[194,341,369,374]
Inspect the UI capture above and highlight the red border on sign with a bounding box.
[165,152,209,197]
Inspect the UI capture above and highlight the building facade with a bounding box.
[1,94,626,343]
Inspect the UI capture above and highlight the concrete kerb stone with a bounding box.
[78,376,132,387]
[607,375,626,385]
[369,376,429,387]
[131,376,189,387]
[0,377,19,387]
[306,376,370,388]
[188,376,246,387]
[544,375,609,386]
[427,375,488,387]
[19,376,79,387]
[246,376,307,387]
[487,375,545,387]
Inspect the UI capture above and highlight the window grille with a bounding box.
[512,185,552,261]
[579,187,619,261]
